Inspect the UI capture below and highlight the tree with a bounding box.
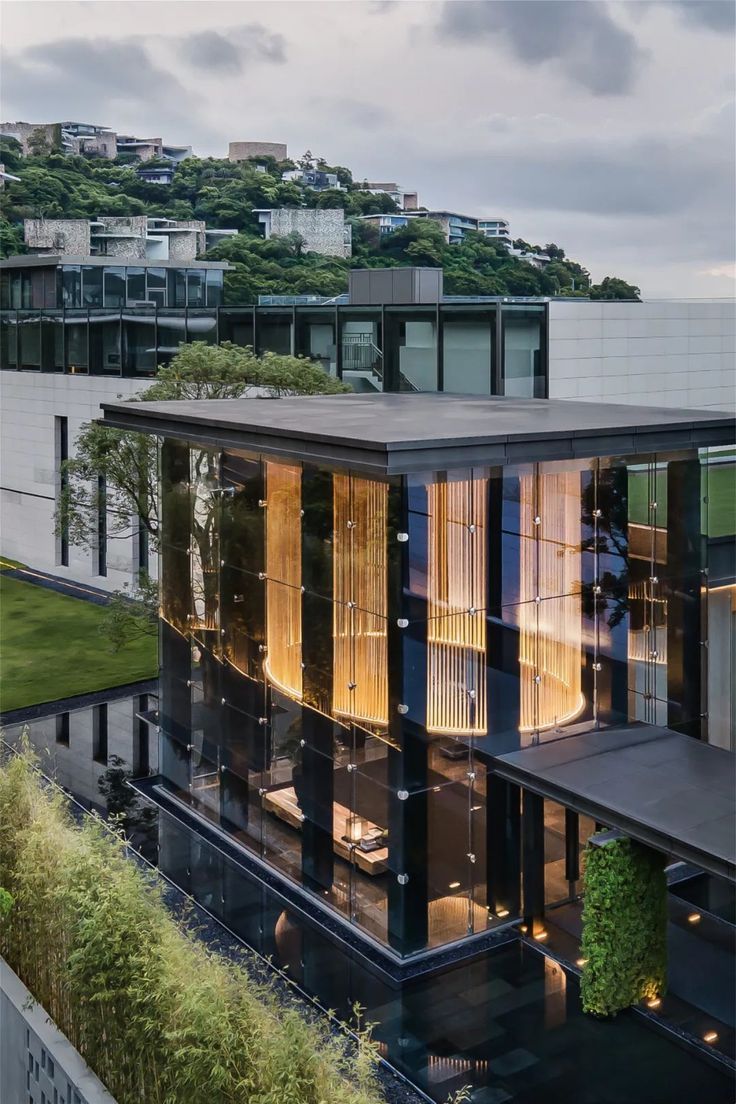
[59,341,350,557]
[297,149,316,170]
[589,276,641,301]
[27,128,54,157]
[1,145,642,299]
[544,243,566,261]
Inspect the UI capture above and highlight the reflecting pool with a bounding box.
[3,710,734,1104]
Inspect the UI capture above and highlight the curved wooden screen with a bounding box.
[332,474,388,728]
[520,469,583,736]
[264,461,303,700]
[426,476,488,736]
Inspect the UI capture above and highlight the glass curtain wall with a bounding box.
[502,306,545,397]
[441,310,494,394]
[156,441,732,956]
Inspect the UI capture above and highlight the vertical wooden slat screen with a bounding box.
[264,461,303,700]
[426,475,488,736]
[520,468,583,737]
[332,474,389,727]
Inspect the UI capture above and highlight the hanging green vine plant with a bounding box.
[580,835,667,1017]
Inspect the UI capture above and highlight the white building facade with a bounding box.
[0,372,149,590]
[547,299,736,411]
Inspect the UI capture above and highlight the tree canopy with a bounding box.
[1,138,640,300]
[59,340,349,555]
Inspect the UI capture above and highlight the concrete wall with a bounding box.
[0,120,60,154]
[548,299,736,411]
[25,217,91,254]
[268,208,351,258]
[0,373,148,590]
[1,957,118,1104]
[95,216,149,261]
[229,140,287,162]
[80,132,118,159]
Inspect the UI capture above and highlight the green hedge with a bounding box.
[0,746,382,1104]
[580,835,667,1017]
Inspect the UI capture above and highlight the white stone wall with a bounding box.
[0,373,149,590]
[548,299,736,412]
[1,958,118,1104]
[269,208,351,258]
[25,217,91,254]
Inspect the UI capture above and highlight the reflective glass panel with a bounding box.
[442,312,493,394]
[503,307,544,397]
[103,267,125,307]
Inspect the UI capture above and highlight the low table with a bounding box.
[263,786,389,875]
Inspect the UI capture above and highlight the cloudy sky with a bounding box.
[2,0,735,297]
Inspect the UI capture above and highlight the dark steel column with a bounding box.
[300,465,336,892]
[487,773,521,919]
[387,478,429,954]
[487,471,521,750]
[565,808,580,885]
[493,304,504,395]
[667,456,703,738]
[522,790,545,932]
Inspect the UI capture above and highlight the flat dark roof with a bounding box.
[100,393,735,475]
[0,255,230,270]
[493,725,736,881]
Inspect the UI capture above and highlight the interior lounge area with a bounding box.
[102,393,736,961]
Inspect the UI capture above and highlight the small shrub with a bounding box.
[580,835,667,1017]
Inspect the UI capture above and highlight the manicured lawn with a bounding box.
[0,573,157,712]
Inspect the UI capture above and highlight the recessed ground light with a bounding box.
[704,1031,719,1044]
[448,881,461,889]
[519,924,528,933]
[576,958,587,967]
[646,997,662,1010]
[496,908,509,918]
[534,930,548,941]
[687,912,701,924]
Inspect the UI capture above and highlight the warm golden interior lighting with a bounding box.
[520,469,584,737]
[628,579,668,664]
[333,474,388,727]
[264,461,303,700]
[426,477,488,736]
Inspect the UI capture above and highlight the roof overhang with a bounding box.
[491,725,736,882]
[99,393,735,476]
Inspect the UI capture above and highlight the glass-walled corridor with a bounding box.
[1,301,548,396]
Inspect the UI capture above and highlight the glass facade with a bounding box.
[157,438,735,957]
[0,263,225,312]
[0,290,547,395]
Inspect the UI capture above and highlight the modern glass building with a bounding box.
[101,393,735,963]
[1,257,546,394]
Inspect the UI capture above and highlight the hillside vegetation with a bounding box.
[0,138,640,302]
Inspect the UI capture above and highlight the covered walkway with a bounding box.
[493,725,736,882]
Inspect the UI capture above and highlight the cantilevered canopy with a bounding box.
[100,393,735,475]
[493,725,736,882]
